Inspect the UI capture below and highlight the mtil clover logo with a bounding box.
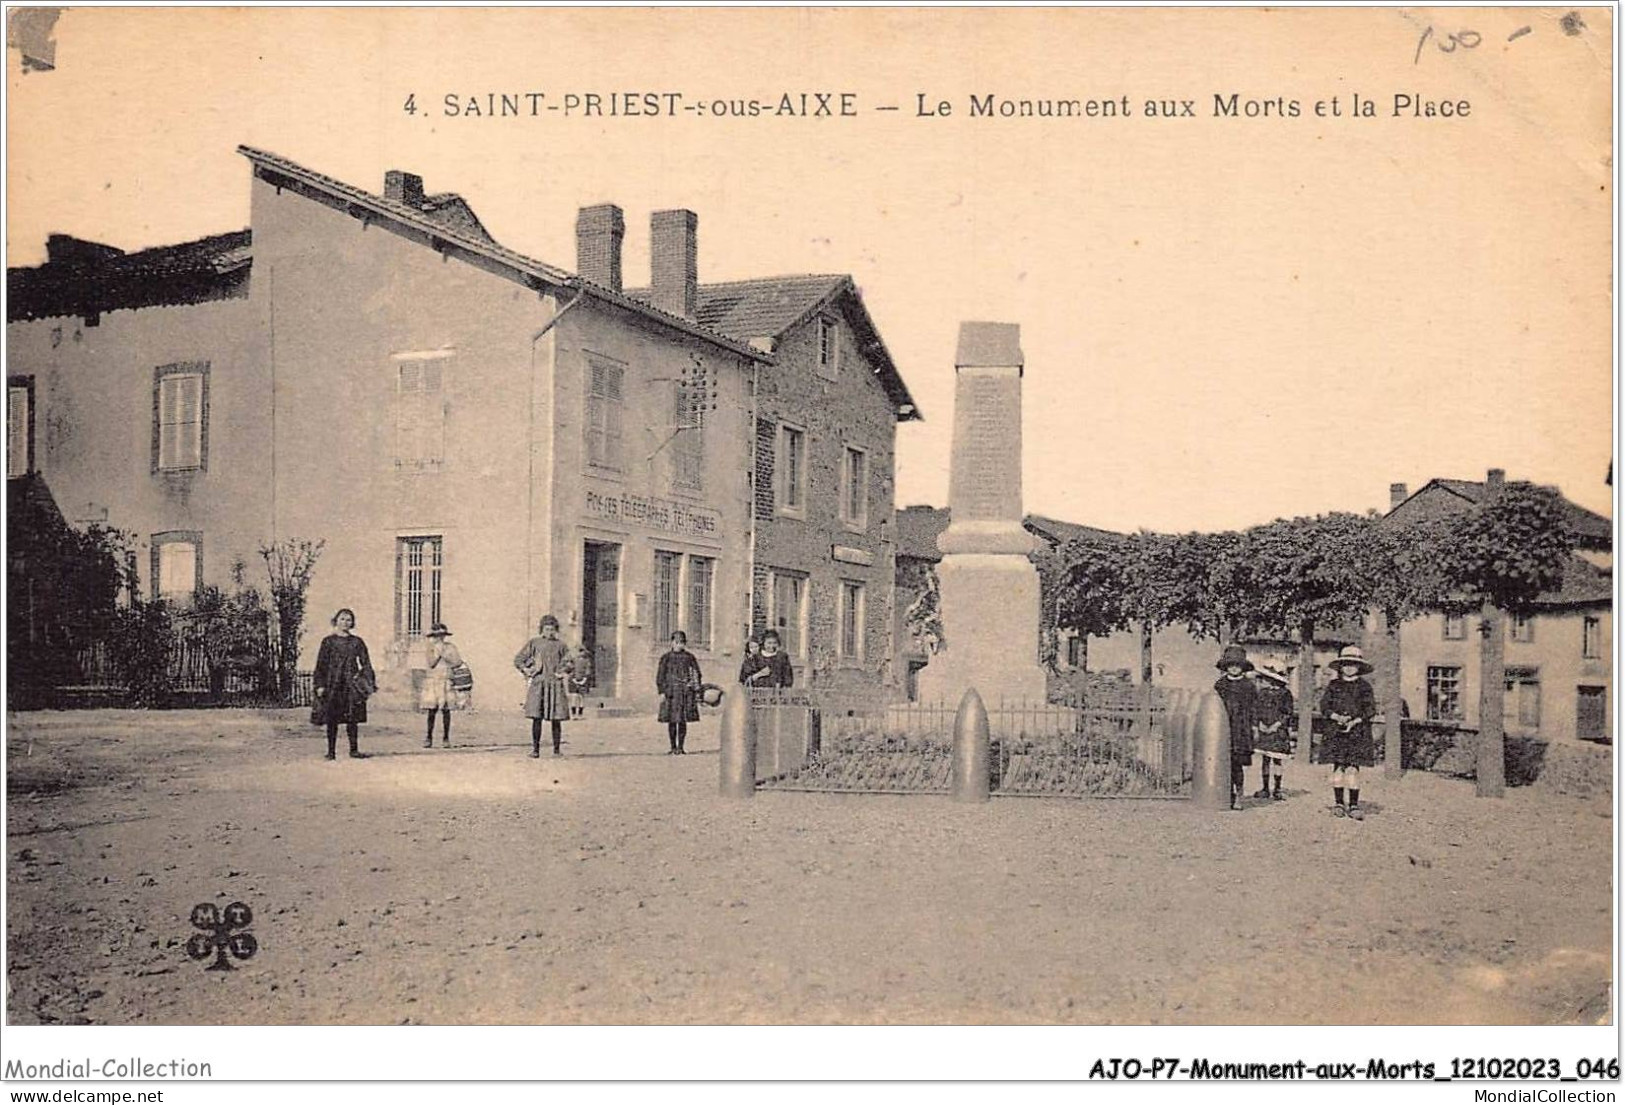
[185,901,257,971]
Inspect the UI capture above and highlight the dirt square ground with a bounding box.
[4,706,1612,1025]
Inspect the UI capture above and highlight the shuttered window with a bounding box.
[586,356,625,471]
[395,354,448,468]
[153,364,207,471]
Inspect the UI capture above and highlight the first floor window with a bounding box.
[840,445,868,528]
[770,571,807,659]
[1426,664,1464,722]
[653,550,682,642]
[8,377,33,478]
[152,532,201,605]
[1509,613,1535,644]
[395,353,449,469]
[396,536,443,639]
[1503,667,1541,730]
[586,355,625,472]
[1442,613,1466,640]
[670,380,704,493]
[153,363,207,471]
[1582,615,1601,659]
[838,580,866,660]
[777,424,806,513]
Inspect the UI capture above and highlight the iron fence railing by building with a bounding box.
[757,693,1187,798]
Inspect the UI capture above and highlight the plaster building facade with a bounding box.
[8,147,916,713]
[1383,471,1613,744]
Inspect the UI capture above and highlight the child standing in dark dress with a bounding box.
[656,630,703,754]
[1251,659,1296,800]
[1213,644,1257,811]
[311,608,376,761]
[515,615,573,757]
[1319,646,1377,820]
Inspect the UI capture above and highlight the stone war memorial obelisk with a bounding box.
[915,321,1048,707]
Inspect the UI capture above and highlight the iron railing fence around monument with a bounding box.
[754,685,1189,798]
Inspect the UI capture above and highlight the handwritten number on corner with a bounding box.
[1415,25,1485,64]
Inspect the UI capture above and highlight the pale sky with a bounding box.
[7,7,1616,533]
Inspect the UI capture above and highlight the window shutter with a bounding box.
[422,358,445,465]
[397,361,423,465]
[176,376,202,467]
[159,377,180,469]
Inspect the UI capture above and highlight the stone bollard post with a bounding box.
[1181,690,1203,778]
[718,688,756,800]
[950,687,991,803]
[1191,692,1232,810]
[1165,689,1188,775]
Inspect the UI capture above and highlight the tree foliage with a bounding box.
[261,538,325,699]
[1434,482,1574,611]
[1235,513,1378,639]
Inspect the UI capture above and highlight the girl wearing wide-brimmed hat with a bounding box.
[1251,659,1296,801]
[1318,645,1377,820]
[515,615,573,757]
[420,623,464,749]
[1212,644,1257,810]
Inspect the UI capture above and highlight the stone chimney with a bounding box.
[1389,482,1409,509]
[45,234,123,265]
[384,170,425,206]
[650,209,698,319]
[575,204,625,293]
[1487,467,1506,490]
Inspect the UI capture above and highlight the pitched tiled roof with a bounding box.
[628,274,920,420]
[895,507,1130,561]
[235,146,768,363]
[1394,477,1613,548]
[630,275,845,338]
[8,230,252,321]
[895,505,950,561]
[1025,514,1127,548]
[1532,554,1612,607]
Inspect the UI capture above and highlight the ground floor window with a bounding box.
[769,570,808,659]
[653,550,682,642]
[838,579,866,660]
[1426,664,1464,722]
[654,550,715,650]
[1503,666,1541,730]
[686,556,714,650]
[395,535,443,640]
[152,531,202,606]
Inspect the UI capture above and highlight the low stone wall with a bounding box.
[1532,741,1613,800]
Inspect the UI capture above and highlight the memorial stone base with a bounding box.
[915,552,1048,708]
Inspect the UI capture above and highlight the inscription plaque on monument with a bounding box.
[916,321,1048,707]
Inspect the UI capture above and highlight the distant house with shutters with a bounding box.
[1383,469,1613,744]
[6,147,917,712]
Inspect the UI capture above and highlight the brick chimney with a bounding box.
[650,209,698,319]
[384,170,425,206]
[575,204,625,293]
[45,234,123,265]
[1389,482,1409,509]
[1487,467,1506,490]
